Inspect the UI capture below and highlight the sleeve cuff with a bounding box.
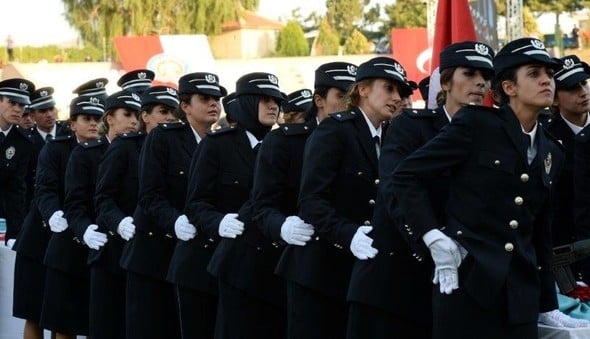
[422,228,446,247]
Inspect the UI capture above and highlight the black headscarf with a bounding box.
[233,94,272,141]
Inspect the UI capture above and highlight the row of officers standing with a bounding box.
[3,36,590,339]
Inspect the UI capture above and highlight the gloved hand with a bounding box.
[48,210,68,233]
[83,224,108,250]
[539,309,590,327]
[117,216,136,241]
[174,214,196,241]
[350,226,378,260]
[424,229,462,295]
[280,216,314,246]
[218,213,244,239]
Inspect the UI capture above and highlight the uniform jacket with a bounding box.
[95,131,145,276]
[543,114,577,246]
[121,122,196,280]
[573,126,590,282]
[347,107,448,322]
[0,124,33,240]
[63,136,109,270]
[392,104,563,323]
[279,108,379,300]
[15,134,76,261]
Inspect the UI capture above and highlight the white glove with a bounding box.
[174,214,196,241]
[539,309,590,328]
[218,213,244,239]
[6,239,16,249]
[48,210,68,233]
[117,216,136,241]
[83,224,108,250]
[350,226,378,260]
[280,216,314,246]
[424,229,462,295]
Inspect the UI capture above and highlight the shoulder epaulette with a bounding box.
[542,127,567,151]
[160,121,188,130]
[207,125,239,136]
[330,110,360,122]
[575,125,590,143]
[403,108,439,119]
[15,125,34,142]
[49,134,74,143]
[118,130,146,139]
[79,138,107,149]
[279,123,312,136]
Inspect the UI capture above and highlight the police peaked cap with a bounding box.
[178,72,227,97]
[140,86,179,109]
[73,78,109,98]
[315,62,357,91]
[440,41,495,75]
[29,87,56,110]
[554,55,590,89]
[0,78,35,105]
[494,38,560,75]
[69,95,105,118]
[356,57,413,97]
[235,72,287,102]
[282,89,313,113]
[105,90,142,112]
[117,69,155,93]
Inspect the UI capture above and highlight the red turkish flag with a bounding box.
[427,0,479,108]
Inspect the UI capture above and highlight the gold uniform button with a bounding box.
[504,243,514,252]
[514,196,523,205]
[369,199,376,206]
[509,220,519,229]
[520,174,529,183]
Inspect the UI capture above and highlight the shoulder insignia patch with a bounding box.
[49,134,74,143]
[160,121,188,130]
[330,110,359,122]
[404,108,439,119]
[119,130,145,139]
[80,138,107,149]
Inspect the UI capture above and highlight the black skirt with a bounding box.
[90,265,126,339]
[126,271,180,339]
[12,254,47,322]
[39,267,89,335]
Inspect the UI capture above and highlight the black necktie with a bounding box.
[374,136,381,158]
[253,142,261,154]
[0,132,5,145]
[45,134,53,143]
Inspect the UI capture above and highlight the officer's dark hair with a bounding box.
[346,79,377,110]
[304,86,330,121]
[100,108,115,135]
[495,68,518,105]
[138,103,156,131]
[436,67,456,107]
[175,93,191,121]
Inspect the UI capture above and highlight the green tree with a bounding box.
[276,21,309,56]
[382,0,427,35]
[326,0,364,44]
[61,0,259,58]
[343,28,370,54]
[316,19,340,55]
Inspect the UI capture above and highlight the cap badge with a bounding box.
[137,72,147,79]
[205,74,217,83]
[166,87,177,95]
[347,65,358,76]
[40,90,48,97]
[90,97,100,105]
[132,93,141,101]
[393,62,405,76]
[268,74,278,85]
[19,83,28,91]
[563,58,575,70]
[475,43,489,56]
[544,152,552,175]
[301,90,312,98]
[531,39,545,50]
[5,146,15,160]
[96,81,105,88]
